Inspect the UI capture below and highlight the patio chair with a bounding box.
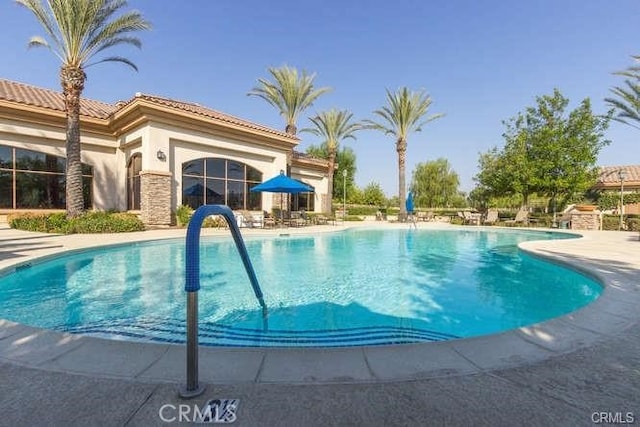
[289,211,307,227]
[504,208,529,226]
[462,211,481,225]
[244,211,264,228]
[482,209,499,225]
[263,211,276,228]
[417,211,434,222]
[315,214,328,225]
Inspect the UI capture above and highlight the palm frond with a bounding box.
[365,87,443,139]
[17,0,65,58]
[18,0,149,70]
[86,55,138,70]
[605,79,640,130]
[302,109,360,152]
[249,65,331,132]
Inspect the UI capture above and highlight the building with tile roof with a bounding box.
[0,79,329,225]
[594,165,640,192]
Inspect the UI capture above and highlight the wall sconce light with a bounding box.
[156,149,166,161]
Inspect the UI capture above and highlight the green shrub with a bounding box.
[344,215,364,222]
[70,212,145,233]
[450,216,464,225]
[626,218,640,232]
[9,213,68,233]
[529,213,553,228]
[344,206,379,216]
[602,215,621,231]
[9,211,145,234]
[175,205,193,227]
[202,215,226,228]
[597,192,640,210]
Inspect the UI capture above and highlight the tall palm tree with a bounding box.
[363,87,443,219]
[17,0,150,217]
[303,109,361,212]
[248,65,331,135]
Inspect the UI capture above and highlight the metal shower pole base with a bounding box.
[179,384,206,399]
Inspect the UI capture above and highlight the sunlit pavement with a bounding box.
[0,223,639,426]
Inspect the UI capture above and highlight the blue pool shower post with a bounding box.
[179,204,267,399]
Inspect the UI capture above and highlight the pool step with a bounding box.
[57,317,459,347]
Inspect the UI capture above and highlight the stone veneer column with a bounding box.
[139,170,172,226]
[570,211,601,231]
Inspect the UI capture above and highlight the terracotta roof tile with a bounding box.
[0,79,115,119]
[598,165,640,184]
[127,93,297,140]
[0,79,298,141]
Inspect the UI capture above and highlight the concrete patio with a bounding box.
[0,223,638,426]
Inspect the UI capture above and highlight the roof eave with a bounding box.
[110,99,299,149]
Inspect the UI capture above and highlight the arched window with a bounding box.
[182,158,262,210]
[0,144,92,209]
[127,154,142,210]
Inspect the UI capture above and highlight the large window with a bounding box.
[182,158,262,210]
[127,154,142,210]
[291,190,315,212]
[0,145,93,209]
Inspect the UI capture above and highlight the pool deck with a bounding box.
[0,222,639,426]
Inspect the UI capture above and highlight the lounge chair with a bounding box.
[461,211,481,225]
[504,208,529,226]
[263,211,276,228]
[483,209,499,225]
[289,211,307,227]
[238,211,262,228]
[314,214,328,225]
[417,211,434,222]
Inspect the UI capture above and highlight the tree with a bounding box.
[248,65,330,135]
[18,0,150,217]
[605,55,640,130]
[303,109,360,212]
[306,144,357,202]
[410,159,460,208]
[474,89,611,208]
[361,182,386,206]
[532,94,611,204]
[364,87,443,219]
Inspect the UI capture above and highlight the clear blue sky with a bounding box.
[1,0,638,196]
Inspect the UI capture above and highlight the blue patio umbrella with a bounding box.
[251,171,314,225]
[250,171,314,194]
[405,191,415,214]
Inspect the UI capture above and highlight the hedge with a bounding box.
[9,212,145,234]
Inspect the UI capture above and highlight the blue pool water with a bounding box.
[0,228,601,347]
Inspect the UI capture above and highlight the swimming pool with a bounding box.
[0,228,602,347]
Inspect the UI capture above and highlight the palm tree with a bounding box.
[248,65,331,135]
[17,0,150,217]
[303,109,361,213]
[363,87,443,219]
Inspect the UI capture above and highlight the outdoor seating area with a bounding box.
[232,209,340,229]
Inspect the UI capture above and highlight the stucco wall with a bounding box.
[290,165,329,213]
[137,121,290,214]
